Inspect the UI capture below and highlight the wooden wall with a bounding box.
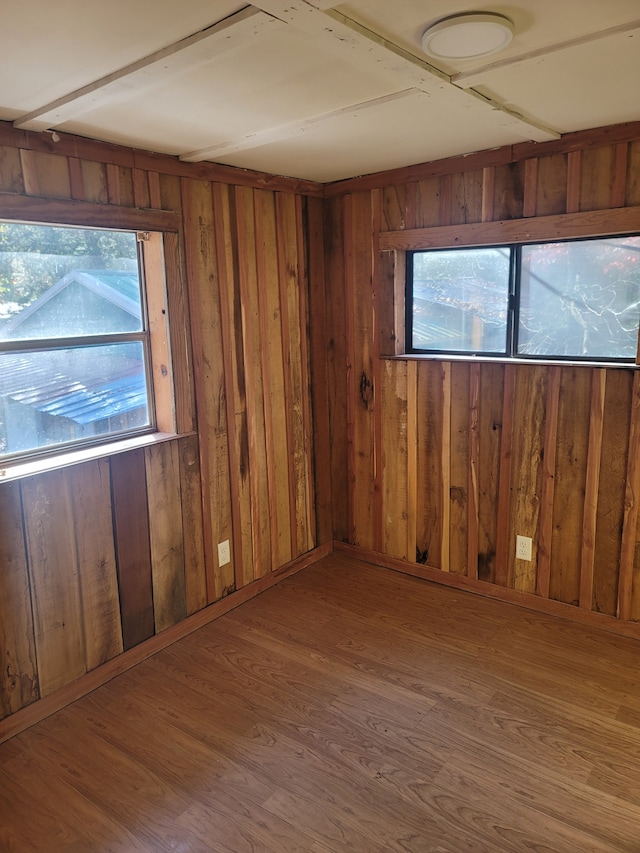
[0,125,329,726]
[324,122,640,634]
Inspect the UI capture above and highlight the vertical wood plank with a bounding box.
[468,363,480,580]
[416,361,444,568]
[508,366,547,594]
[441,362,452,571]
[610,142,628,208]
[438,174,452,226]
[21,471,85,696]
[381,359,411,560]
[493,162,524,220]
[110,449,154,650]
[305,196,332,546]
[178,434,208,616]
[592,369,632,615]
[536,366,560,599]
[70,459,123,671]
[0,146,24,192]
[295,194,316,554]
[415,177,441,228]
[481,166,495,222]
[449,362,469,575]
[580,146,614,212]
[477,363,504,583]
[522,159,538,218]
[495,365,516,586]
[254,189,292,568]
[0,481,39,718]
[580,370,606,610]
[566,151,582,213]
[163,230,195,435]
[238,185,271,576]
[145,441,187,632]
[618,371,640,621]
[181,179,234,600]
[19,150,71,198]
[80,161,109,204]
[550,367,591,607]
[68,157,85,200]
[144,231,175,434]
[324,196,349,542]
[213,182,252,592]
[371,188,384,554]
[536,154,568,216]
[132,168,150,208]
[106,163,121,205]
[345,191,376,550]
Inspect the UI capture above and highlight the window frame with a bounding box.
[406,234,640,363]
[379,206,640,367]
[0,194,181,472]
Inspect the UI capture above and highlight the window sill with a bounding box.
[385,353,640,370]
[0,431,192,483]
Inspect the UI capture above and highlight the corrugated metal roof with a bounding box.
[0,353,148,424]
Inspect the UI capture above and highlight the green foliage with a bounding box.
[0,222,137,309]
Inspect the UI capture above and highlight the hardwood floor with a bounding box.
[2,553,640,851]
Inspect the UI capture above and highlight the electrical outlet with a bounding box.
[516,535,532,561]
[217,539,231,567]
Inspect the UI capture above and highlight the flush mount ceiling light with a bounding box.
[421,12,514,60]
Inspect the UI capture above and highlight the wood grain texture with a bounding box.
[0,482,39,718]
[110,449,155,650]
[3,554,640,852]
[181,178,234,599]
[145,441,187,632]
[178,435,207,616]
[21,470,86,696]
[69,459,123,670]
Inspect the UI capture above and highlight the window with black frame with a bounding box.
[407,234,640,362]
[0,221,155,461]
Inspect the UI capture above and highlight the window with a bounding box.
[0,221,155,461]
[407,234,640,362]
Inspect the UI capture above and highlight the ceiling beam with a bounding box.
[452,19,640,88]
[180,89,417,161]
[250,0,559,143]
[13,7,282,132]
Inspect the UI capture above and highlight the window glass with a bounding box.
[0,222,153,461]
[518,237,640,359]
[411,247,511,353]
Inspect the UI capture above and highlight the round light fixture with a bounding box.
[421,12,514,60]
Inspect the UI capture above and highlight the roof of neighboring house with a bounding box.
[0,353,147,424]
[1,269,141,335]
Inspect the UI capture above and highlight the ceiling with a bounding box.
[1,1,639,183]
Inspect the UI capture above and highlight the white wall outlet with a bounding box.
[516,535,532,561]
[217,539,231,567]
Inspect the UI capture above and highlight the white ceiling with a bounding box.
[1,0,638,183]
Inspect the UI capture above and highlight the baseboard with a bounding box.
[334,541,640,643]
[0,541,333,744]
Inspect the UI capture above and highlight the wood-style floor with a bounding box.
[2,554,640,852]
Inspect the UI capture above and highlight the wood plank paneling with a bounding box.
[21,471,85,696]
[145,441,187,632]
[70,459,123,671]
[449,363,470,575]
[110,449,155,651]
[476,363,504,584]
[549,368,591,607]
[181,178,234,599]
[0,482,39,718]
[0,122,320,727]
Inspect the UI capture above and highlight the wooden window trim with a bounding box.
[380,207,640,359]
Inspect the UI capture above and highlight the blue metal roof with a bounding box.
[1,353,148,424]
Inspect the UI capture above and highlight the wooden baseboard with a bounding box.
[334,541,640,643]
[0,542,332,744]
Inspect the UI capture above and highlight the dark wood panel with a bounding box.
[0,482,39,718]
[110,449,154,650]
